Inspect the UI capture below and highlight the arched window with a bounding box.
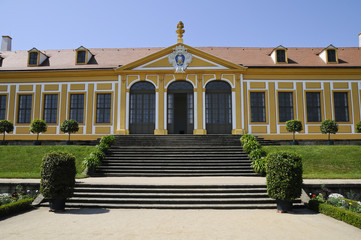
[205,81,232,134]
[129,81,155,134]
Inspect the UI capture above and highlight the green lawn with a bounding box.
[0,146,95,178]
[263,145,361,179]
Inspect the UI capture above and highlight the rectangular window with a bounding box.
[277,50,286,63]
[0,95,6,120]
[306,92,322,122]
[18,95,32,123]
[96,93,111,123]
[334,92,349,122]
[250,92,266,122]
[278,92,294,122]
[327,49,337,62]
[70,94,84,123]
[43,94,58,123]
[76,50,86,64]
[29,52,38,65]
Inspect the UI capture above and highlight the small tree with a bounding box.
[60,120,79,142]
[320,120,338,141]
[0,120,14,143]
[286,120,303,143]
[356,121,361,133]
[30,119,47,141]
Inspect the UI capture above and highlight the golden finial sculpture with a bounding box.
[176,21,185,43]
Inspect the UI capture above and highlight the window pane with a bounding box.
[334,92,349,122]
[96,93,111,123]
[43,94,58,123]
[278,92,293,122]
[327,49,336,62]
[0,95,6,120]
[306,92,321,122]
[18,95,32,123]
[70,94,84,123]
[77,51,86,63]
[29,52,38,65]
[250,92,266,122]
[277,50,286,62]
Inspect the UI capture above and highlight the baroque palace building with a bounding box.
[0,23,361,141]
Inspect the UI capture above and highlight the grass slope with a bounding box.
[263,145,361,179]
[0,146,95,178]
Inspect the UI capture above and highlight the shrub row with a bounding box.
[82,135,116,172]
[0,199,34,219]
[309,200,361,229]
[240,134,266,175]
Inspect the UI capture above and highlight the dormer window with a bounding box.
[270,45,288,64]
[276,49,286,63]
[75,46,93,64]
[27,48,48,66]
[319,45,338,64]
[29,52,38,65]
[327,49,337,63]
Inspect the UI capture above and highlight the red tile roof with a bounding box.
[0,46,360,71]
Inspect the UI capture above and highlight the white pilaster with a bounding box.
[203,91,206,130]
[117,75,121,131]
[232,91,236,129]
[164,92,167,130]
[125,92,129,130]
[194,92,197,130]
[155,92,159,129]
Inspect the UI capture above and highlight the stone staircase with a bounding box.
[92,135,257,177]
[49,134,294,209]
[61,183,283,209]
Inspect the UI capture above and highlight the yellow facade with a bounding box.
[1,41,361,141]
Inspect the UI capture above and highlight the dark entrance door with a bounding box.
[206,81,232,134]
[129,82,155,134]
[167,81,193,134]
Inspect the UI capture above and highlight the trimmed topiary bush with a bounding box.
[240,134,256,145]
[40,151,76,199]
[0,120,14,144]
[249,149,267,161]
[286,120,303,144]
[30,119,47,142]
[100,135,116,146]
[356,121,361,133]
[243,140,262,154]
[60,119,79,142]
[266,151,303,201]
[320,120,338,142]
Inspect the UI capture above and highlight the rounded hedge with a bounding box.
[285,120,303,133]
[60,120,79,141]
[240,134,256,145]
[30,119,47,140]
[243,140,262,154]
[40,151,76,199]
[320,120,338,135]
[266,151,303,201]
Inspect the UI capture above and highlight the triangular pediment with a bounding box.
[116,43,246,72]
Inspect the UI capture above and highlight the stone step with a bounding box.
[100,162,252,166]
[73,187,268,193]
[96,166,253,170]
[93,173,258,177]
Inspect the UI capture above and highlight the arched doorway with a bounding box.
[205,81,232,134]
[129,81,155,134]
[167,81,194,134]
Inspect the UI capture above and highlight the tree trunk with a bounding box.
[3,132,5,142]
[68,133,71,141]
[293,132,295,143]
[37,133,39,141]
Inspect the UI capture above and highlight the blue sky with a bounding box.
[1,0,361,50]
